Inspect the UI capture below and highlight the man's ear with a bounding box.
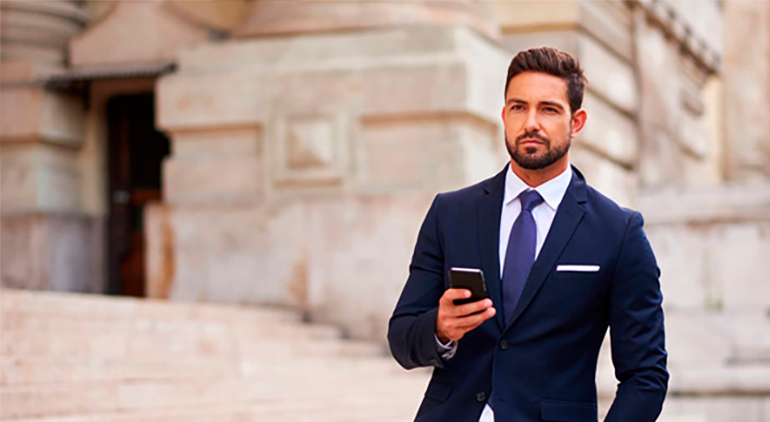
[571,109,587,137]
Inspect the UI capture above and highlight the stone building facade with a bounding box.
[1,1,768,420]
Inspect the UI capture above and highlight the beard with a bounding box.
[506,130,571,170]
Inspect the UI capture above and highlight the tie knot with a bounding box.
[519,190,544,212]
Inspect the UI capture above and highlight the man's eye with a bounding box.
[511,105,524,111]
[544,107,559,113]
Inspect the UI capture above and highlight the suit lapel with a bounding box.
[478,166,507,330]
[504,166,588,332]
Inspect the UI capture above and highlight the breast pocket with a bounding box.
[551,264,603,281]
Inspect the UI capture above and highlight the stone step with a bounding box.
[1,355,410,385]
[0,289,301,325]
[1,316,344,342]
[0,356,237,385]
[0,289,429,421]
[0,374,428,419]
[1,394,424,422]
[668,365,770,394]
[1,327,378,359]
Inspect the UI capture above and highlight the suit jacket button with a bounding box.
[476,391,487,403]
[499,339,509,350]
[428,358,439,367]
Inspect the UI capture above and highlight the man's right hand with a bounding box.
[436,289,496,344]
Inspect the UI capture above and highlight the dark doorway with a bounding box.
[106,93,170,296]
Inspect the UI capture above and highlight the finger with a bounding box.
[454,307,496,329]
[439,290,471,315]
[454,299,493,317]
[442,288,471,301]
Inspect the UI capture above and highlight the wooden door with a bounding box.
[106,94,170,296]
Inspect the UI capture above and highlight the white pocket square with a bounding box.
[556,265,600,272]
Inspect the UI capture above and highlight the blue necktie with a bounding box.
[502,189,544,325]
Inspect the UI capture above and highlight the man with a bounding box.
[387,47,668,422]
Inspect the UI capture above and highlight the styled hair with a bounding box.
[504,47,588,113]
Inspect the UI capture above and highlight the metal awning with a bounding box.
[44,61,176,89]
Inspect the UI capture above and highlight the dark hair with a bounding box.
[504,47,587,114]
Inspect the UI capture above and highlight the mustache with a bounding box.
[515,132,550,146]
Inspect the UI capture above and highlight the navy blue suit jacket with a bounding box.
[388,165,668,422]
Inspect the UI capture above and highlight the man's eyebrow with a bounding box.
[505,98,527,105]
[505,98,566,110]
[540,101,565,110]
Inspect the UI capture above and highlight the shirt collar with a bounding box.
[503,163,573,211]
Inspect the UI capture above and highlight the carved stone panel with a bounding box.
[271,113,350,188]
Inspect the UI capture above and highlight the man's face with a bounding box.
[502,71,585,170]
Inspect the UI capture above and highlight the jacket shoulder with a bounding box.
[437,173,500,204]
[584,184,640,227]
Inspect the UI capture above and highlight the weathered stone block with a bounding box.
[158,26,507,132]
[492,1,579,30]
[0,212,100,293]
[232,1,499,40]
[305,193,435,340]
[712,223,770,311]
[360,116,499,192]
[0,87,84,147]
[645,220,770,313]
[578,35,637,115]
[163,128,262,205]
[580,92,639,167]
[569,145,636,208]
[637,183,770,225]
[0,143,81,213]
[163,156,261,205]
[644,225,712,310]
[495,0,633,62]
[661,396,766,422]
[167,203,308,307]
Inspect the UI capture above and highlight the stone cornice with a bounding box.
[637,182,770,225]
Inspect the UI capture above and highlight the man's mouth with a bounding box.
[519,138,545,146]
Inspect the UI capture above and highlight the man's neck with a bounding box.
[509,157,570,188]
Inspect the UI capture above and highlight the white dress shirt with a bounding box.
[436,163,573,422]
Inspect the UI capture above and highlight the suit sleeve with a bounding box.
[605,212,669,422]
[387,194,447,370]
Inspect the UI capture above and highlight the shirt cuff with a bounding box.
[435,334,458,360]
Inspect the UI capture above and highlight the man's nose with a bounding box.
[523,110,540,133]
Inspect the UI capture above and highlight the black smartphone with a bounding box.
[448,267,488,306]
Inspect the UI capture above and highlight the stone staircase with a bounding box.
[0,289,430,422]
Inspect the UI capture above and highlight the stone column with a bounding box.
[155,2,509,340]
[0,1,97,292]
